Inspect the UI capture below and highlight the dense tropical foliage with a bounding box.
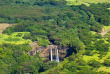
[0,0,110,73]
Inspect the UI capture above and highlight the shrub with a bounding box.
[88,60,100,68]
[103,59,110,67]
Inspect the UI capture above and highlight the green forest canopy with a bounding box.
[0,0,110,73]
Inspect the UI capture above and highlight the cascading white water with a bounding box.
[50,45,59,62]
[56,49,59,62]
[55,46,57,58]
[50,46,53,61]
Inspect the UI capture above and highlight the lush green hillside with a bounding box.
[0,32,32,44]
[0,0,110,74]
[79,0,110,3]
[66,0,110,5]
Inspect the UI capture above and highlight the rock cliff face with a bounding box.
[29,41,68,62]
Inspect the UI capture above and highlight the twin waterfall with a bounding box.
[50,46,59,62]
[50,46,53,61]
[56,48,59,62]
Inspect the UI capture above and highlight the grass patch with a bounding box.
[83,47,110,72]
[83,47,110,63]
[66,0,87,5]
[0,32,32,45]
[83,37,110,72]
[79,0,110,3]
[83,52,110,72]
[4,38,20,41]
[104,33,110,37]
[16,33,23,37]
[0,23,13,34]
[108,8,110,10]
[98,66,110,72]
[0,35,5,38]
[66,0,110,6]
[83,53,100,62]
[103,26,110,37]
[104,26,110,30]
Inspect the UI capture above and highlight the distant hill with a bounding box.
[66,0,110,5]
[78,0,110,3]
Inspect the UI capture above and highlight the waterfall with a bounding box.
[56,48,59,62]
[50,46,53,61]
[50,45,59,62]
[55,46,57,58]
